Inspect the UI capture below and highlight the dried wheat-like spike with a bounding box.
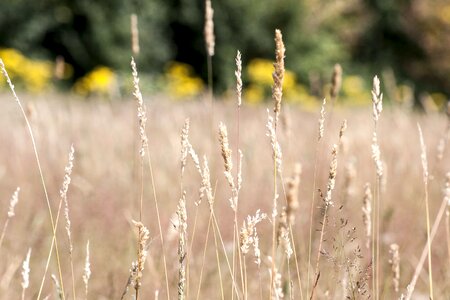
[318,98,327,141]
[266,110,283,175]
[330,64,342,101]
[131,57,148,158]
[204,0,215,57]
[61,145,75,254]
[180,119,190,176]
[235,50,242,107]
[362,183,372,249]
[132,220,150,291]
[177,191,188,300]
[389,243,400,293]
[7,187,20,218]
[83,241,91,299]
[324,145,339,206]
[131,14,140,55]
[21,248,31,300]
[202,156,214,208]
[372,75,383,122]
[219,122,233,173]
[273,29,285,123]
[219,122,242,210]
[286,163,301,225]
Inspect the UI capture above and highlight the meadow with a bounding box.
[0,28,449,300]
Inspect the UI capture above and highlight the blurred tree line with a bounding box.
[0,0,448,100]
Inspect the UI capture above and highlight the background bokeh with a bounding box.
[0,0,449,106]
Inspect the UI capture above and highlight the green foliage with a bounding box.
[0,0,172,80]
[0,0,448,99]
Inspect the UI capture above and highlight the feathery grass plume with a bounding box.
[240,210,267,265]
[235,50,242,107]
[389,243,400,293]
[329,64,342,101]
[318,98,326,141]
[417,124,433,299]
[311,144,340,300]
[0,187,20,250]
[286,163,301,225]
[267,110,283,176]
[131,14,140,55]
[21,248,31,300]
[240,210,266,300]
[131,57,148,158]
[204,0,215,57]
[277,208,293,259]
[83,241,91,300]
[177,191,188,300]
[60,145,76,300]
[324,145,339,207]
[362,183,372,249]
[272,29,285,124]
[132,220,150,298]
[51,274,63,300]
[181,119,190,176]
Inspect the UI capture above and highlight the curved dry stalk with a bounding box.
[0,59,65,300]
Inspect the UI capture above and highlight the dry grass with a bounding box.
[0,90,447,299]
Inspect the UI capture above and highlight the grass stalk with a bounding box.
[418,124,433,299]
[0,59,65,300]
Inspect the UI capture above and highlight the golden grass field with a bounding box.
[0,83,448,300]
